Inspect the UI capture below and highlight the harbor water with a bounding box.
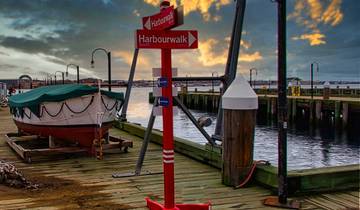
[116,87,359,170]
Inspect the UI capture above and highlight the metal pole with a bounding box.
[174,97,215,145]
[161,48,175,209]
[76,66,80,84]
[277,0,288,204]
[54,75,57,85]
[135,97,158,175]
[311,63,313,99]
[120,48,139,121]
[62,72,65,84]
[108,52,112,91]
[250,70,252,87]
[214,0,246,137]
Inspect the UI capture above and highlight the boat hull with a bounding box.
[14,120,113,148]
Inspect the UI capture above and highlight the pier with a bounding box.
[1,106,359,209]
[150,90,360,126]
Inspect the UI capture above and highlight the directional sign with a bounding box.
[142,6,183,31]
[157,77,168,87]
[135,30,198,49]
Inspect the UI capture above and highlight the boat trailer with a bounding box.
[5,132,133,163]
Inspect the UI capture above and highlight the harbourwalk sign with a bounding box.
[135,30,198,49]
[135,1,208,210]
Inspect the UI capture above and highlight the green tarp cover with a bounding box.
[9,84,124,116]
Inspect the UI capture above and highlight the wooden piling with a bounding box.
[267,97,271,118]
[342,102,349,127]
[315,101,322,121]
[223,109,256,186]
[291,99,296,121]
[271,98,277,118]
[221,75,258,187]
[309,100,314,123]
[335,101,341,126]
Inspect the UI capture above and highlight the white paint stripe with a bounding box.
[162,154,174,158]
[163,159,174,163]
[163,149,174,153]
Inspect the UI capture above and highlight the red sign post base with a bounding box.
[146,197,210,210]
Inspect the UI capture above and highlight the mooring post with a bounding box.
[221,75,258,186]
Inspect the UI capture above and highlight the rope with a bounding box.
[41,103,65,118]
[234,160,270,189]
[101,96,118,111]
[64,96,94,114]
[23,109,31,119]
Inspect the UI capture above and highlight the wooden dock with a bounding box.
[0,107,359,209]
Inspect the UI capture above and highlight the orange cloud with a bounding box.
[322,0,343,26]
[198,38,227,66]
[198,38,262,67]
[292,33,326,46]
[143,0,231,21]
[143,0,177,7]
[113,50,151,69]
[289,0,344,46]
[239,51,262,62]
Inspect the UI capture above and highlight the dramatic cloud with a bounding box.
[198,37,262,67]
[143,0,231,21]
[292,33,326,46]
[288,0,344,46]
[113,50,151,70]
[239,51,262,62]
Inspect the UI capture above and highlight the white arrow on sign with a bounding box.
[188,32,196,47]
[144,17,151,30]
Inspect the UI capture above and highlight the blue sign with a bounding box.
[157,77,168,87]
[159,97,169,107]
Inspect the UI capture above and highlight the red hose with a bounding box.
[234,160,269,189]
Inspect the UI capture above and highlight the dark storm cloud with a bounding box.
[0,36,51,54]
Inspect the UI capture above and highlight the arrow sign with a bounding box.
[142,6,183,30]
[135,30,198,49]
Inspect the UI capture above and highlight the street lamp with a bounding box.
[249,68,257,88]
[55,71,65,85]
[91,48,112,91]
[66,64,80,84]
[310,61,319,99]
[211,72,218,92]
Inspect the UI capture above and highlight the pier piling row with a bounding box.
[150,92,359,127]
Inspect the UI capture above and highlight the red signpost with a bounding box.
[136,1,210,210]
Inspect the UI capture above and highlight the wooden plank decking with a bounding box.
[0,107,359,209]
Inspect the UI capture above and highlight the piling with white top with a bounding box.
[221,75,258,186]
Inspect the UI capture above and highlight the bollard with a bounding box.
[221,75,258,186]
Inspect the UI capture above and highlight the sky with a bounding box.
[0,0,359,82]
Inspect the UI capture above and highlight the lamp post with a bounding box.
[66,64,80,84]
[55,71,65,85]
[91,48,112,91]
[249,68,257,88]
[310,61,319,99]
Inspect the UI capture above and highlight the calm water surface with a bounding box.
[114,87,359,170]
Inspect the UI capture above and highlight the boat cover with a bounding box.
[9,84,124,116]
